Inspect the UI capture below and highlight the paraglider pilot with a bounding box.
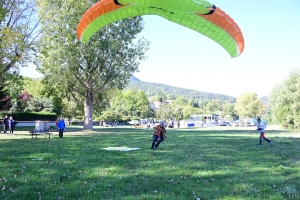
[151,121,166,150]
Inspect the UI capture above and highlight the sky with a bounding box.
[20,0,300,98]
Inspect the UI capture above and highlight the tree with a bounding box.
[156,90,168,103]
[18,76,65,115]
[107,89,153,120]
[223,103,237,119]
[22,77,45,98]
[155,102,171,121]
[0,0,42,84]
[10,91,32,112]
[234,92,263,118]
[26,97,53,112]
[0,85,10,111]
[269,69,300,130]
[61,98,79,121]
[183,105,197,119]
[169,96,187,120]
[36,0,149,129]
[1,72,24,111]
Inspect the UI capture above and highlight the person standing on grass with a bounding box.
[58,118,66,138]
[257,117,273,147]
[151,121,166,150]
[56,118,59,128]
[2,115,8,135]
[8,116,15,135]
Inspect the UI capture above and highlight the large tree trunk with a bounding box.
[83,93,94,130]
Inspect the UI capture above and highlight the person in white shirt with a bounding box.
[256,117,273,147]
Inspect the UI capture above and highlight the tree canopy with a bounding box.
[0,0,41,81]
[234,92,263,118]
[36,0,149,129]
[269,69,300,130]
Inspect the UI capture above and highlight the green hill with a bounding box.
[125,76,236,102]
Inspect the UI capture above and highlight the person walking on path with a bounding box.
[58,118,66,138]
[2,115,8,135]
[8,116,15,135]
[257,117,273,147]
[151,121,166,150]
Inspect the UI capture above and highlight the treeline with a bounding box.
[125,79,236,103]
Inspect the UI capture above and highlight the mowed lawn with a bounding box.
[0,125,299,200]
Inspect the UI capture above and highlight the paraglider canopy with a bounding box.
[77,0,244,58]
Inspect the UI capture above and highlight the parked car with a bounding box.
[233,120,241,126]
[218,121,228,126]
[127,120,140,126]
[140,119,147,124]
[239,118,258,126]
[103,121,114,127]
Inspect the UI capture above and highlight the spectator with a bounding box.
[8,116,15,135]
[58,118,66,138]
[2,115,8,135]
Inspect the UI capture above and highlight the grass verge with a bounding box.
[0,126,299,199]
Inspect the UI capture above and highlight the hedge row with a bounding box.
[1,112,57,121]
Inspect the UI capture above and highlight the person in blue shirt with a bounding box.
[58,118,66,138]
[256,117,272,147]
[8,116,15,135]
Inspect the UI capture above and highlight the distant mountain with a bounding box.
[260,96,268,104]
[130,76,141,82]
[126,76,236,102]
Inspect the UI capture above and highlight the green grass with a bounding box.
[0,125,299,199]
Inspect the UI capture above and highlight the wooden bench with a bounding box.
[29,129,52,139]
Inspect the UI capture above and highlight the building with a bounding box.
[190,114,219,124]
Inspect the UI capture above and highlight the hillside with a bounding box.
[125,76,236,102]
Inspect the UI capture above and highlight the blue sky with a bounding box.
[20,0,300,97]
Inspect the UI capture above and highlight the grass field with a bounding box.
[0,125,299,200]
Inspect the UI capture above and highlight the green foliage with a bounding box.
[10,91,32,112]
[76,116,84,120]
[52,96,64,116]
[234,92,263,118]
[8,112,56,121]
[22,77,45,98]
[0,85,11,111]
[0,127,299,199]
[125,79,236,102]
[102,88,153,120]
[36,0,149,130]
[26,98,53,112]
[3,72,24,101]
[0,0,41,81]
[155,102,171,121]
[156,90,168,103]
[61,98,78,120]
[269,69,300,130]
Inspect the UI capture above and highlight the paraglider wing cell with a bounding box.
[77,0,244,57]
